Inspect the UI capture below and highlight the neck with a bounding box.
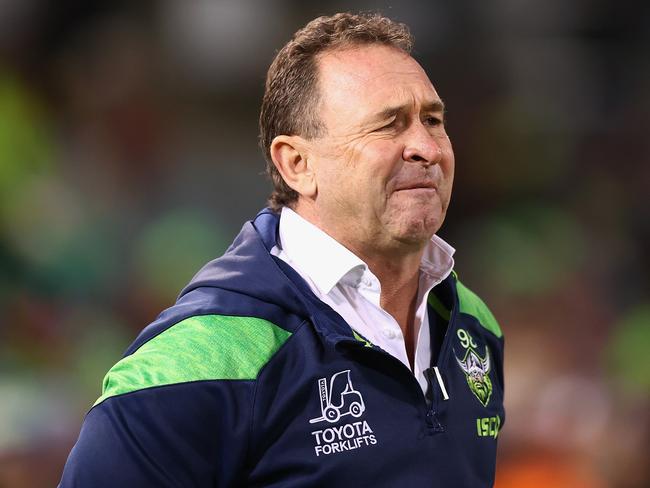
[293,200,426,365]
[353,245,423,323]
[292,198,427,281]
[360,246,424,369]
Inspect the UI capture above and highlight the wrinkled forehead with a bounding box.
[315,45,439,122]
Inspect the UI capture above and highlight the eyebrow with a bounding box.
[369,100,446,123]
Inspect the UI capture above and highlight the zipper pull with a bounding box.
[424,367,450,402]
[432,366,450,401]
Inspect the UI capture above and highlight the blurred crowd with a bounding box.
[0,1,648,487]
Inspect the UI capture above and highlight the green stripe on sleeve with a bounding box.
[455,280,503,338]
[94,315,292,406]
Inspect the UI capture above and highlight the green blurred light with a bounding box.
[132,208,229,302]
[465,204,585,296]
[0,72,54,203]
[2,174,120,295]
[606,303,650,394]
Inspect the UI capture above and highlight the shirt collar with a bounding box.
[420,234,456,285]
[277,206,455,295]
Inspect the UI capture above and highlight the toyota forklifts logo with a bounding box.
[308,370,377,457]
[309,370,365,424]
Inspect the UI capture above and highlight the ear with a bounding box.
[270,135,317,199]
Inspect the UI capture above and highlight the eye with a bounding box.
[423,115,443,127]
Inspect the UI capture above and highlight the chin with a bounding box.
[392,215,442,246]
[381,200,446,246]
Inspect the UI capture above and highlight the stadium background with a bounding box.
[0,1,648,486]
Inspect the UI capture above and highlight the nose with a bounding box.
[402,124,443,167]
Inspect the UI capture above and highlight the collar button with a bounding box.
[382,327,396,339]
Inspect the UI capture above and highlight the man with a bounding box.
[60,12,504,487]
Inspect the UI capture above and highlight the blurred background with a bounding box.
[0,0,648,486]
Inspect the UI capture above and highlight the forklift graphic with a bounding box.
[309,370,366,424]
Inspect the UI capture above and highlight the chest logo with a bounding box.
[454,329,493,407]
[308,370,377,457]
[309,369,365,424]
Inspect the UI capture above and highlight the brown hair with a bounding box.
[259,12,413,211]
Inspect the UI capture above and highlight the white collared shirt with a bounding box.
[270,207,455,395]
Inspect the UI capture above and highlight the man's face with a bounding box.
[306,45,454,253]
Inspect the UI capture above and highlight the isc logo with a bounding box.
[476,415,501,439]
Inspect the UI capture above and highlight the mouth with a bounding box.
[394,182,438,192]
